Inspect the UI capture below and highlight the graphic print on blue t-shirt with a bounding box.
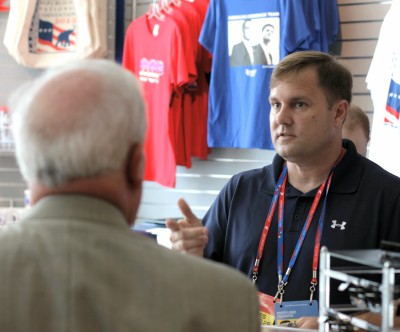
[199,0,312,149]
[228,14,280,67]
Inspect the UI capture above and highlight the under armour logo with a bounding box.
[331,220,346,230]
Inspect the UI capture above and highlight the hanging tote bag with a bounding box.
[3,0,107,68]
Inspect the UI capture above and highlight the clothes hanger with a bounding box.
[168,0,182,7]
[147,0,165,21]
[159,0,173,14]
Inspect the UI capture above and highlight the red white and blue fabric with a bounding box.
[384,79,400,128]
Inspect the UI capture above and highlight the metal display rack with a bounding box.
[319,247,400,332]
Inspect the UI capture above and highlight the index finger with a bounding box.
[177,198,200,225]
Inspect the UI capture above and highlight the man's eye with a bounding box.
[295,102,305,108]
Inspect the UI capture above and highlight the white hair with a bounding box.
[9,59,146,187]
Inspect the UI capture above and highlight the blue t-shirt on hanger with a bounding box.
[199,0,338,149]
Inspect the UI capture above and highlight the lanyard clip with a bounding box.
[309,281,317,304]
[252,272,258,285]
[252,258,260,285]
[274,281,286,304]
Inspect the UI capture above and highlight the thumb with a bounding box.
[178,198,201,226]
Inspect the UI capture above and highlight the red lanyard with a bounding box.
[252,165,288,282]
[252,150,345,303]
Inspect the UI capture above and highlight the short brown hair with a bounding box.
[344,104,370,141]
[270,51,353,107]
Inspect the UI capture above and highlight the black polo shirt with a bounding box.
[203,140,400,305]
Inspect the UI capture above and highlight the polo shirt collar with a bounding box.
[260,139,363,195]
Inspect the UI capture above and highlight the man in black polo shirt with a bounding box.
[167,51,400,329]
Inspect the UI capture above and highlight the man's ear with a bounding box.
[126,143,144,189]
[334,100,348,127]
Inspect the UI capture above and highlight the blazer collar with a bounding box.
[22,194,130,229]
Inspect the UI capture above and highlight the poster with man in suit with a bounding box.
[229,16,278,67]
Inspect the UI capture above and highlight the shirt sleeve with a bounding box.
[199,0,216,55]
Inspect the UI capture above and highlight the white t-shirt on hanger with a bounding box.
[366,0,400,177]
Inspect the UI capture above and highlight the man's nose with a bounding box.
[274,105,291,125]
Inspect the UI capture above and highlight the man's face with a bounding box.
[269,67,343,163]
[243,20,257,43]
[263,25,274,43]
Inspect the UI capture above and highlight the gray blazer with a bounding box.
[0,195,260,332]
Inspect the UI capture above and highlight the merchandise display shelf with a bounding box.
[319,247,400,332]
